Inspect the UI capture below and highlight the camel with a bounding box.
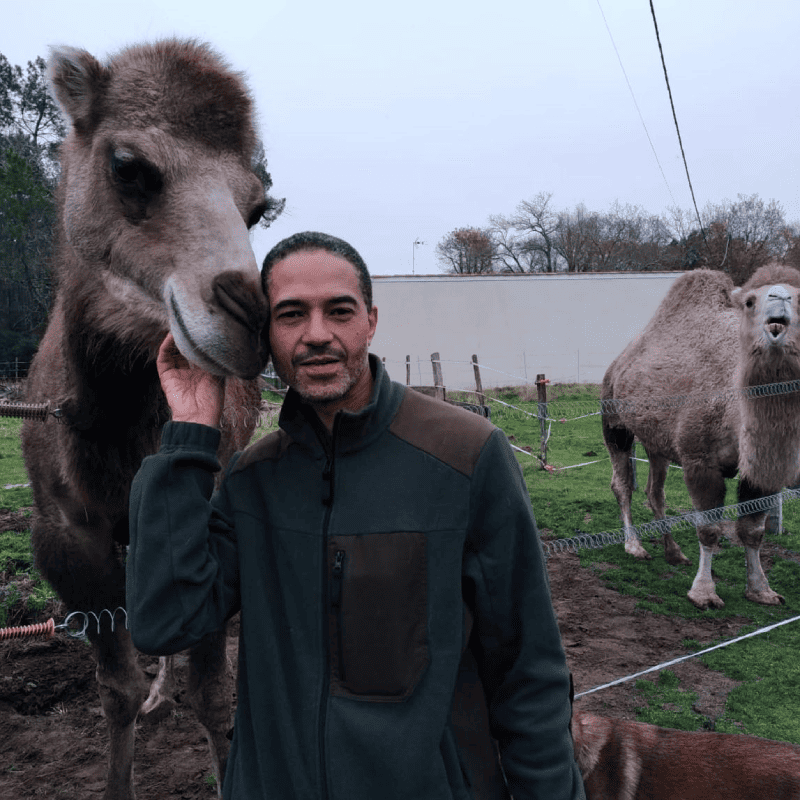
[601,265,800,609]
[572,709,800,799]
[20,40,272,800]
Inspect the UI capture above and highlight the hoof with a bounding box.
[665,551,691,567]
[688,590,725,610]
[625,542,652,560]
[744,589,785,606]
[139,693,177,723]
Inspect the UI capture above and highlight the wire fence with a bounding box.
[0,361,29,381]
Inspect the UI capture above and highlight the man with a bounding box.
[127,231,585,799]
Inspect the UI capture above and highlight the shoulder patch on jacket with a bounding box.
[230,428,292,473]
[389,388,495,477]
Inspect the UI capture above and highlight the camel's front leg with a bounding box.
[744,546,785,605]
[687,540,724,609]
[737,479,784,605]
[92,622,149,800]
[187,626,234,798]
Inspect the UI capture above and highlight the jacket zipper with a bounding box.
[318,414,339,800]
[331,549,346,682]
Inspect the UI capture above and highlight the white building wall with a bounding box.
[370,272,684,389]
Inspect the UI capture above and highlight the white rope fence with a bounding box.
[575,612,800,698]
[406,355,800,422]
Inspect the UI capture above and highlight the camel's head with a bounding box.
[47,40,273,379]
[732,264,800,358]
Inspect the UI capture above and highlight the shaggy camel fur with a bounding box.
[573,710,800,800]
[21,40,271,800]
[602,265,800,609]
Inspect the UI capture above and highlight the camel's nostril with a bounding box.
[213,271,269,332]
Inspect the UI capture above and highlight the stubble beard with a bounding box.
[277,343,370,406]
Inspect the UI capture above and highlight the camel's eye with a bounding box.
[246,202,268,229]
[111,150,163,204]
[745,297,755,309]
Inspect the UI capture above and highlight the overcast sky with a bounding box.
[5,0,799,275]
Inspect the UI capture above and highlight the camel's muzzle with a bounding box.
[766,318,789,342]
[764,285,792,345]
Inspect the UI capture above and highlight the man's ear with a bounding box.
[368,305,378,344]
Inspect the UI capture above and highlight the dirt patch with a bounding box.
[0,546,751,797]
[0,509,30,533]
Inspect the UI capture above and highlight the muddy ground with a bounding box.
[0,511,752,798]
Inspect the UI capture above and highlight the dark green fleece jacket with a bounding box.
[127,356,584,800]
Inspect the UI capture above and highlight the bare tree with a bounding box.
[552,203,595,272]
[695,194,788,283]
[436,227,496,274]
[490,191,563,272]
[15,56,66,153]
[487,213,532,273]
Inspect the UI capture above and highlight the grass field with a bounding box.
[3,385,800,742]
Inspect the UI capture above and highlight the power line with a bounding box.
[595,0,678,208]
[649,0,706,242]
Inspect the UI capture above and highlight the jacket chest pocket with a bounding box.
[328,532,429,702]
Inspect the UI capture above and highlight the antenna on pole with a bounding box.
[413,239,426,274]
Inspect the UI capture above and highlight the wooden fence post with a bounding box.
[431,352,443,389]
[536,374,548,468]
[631,442,638,490]
[406,355,411,385]
[472,355,485,405]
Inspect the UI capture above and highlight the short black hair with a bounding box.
[261,231,373,311]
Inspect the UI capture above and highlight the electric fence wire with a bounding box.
[595,0,678,208]
[649,0,706,242]
[488,377,800,424]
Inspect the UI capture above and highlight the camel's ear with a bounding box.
[47,45,108,135]
[731,286,743,307]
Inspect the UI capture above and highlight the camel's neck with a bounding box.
[737,350,800,490]
[49,284,168,437]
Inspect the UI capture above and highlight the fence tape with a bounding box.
[575,613,800,698]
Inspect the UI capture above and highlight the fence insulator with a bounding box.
[0,401,50,421]
[0,618,55,641]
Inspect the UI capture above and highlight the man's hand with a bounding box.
[157,333,224,428]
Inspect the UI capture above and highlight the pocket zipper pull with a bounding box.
[331,549,345,608]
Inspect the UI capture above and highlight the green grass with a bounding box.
[0,417,33,511]
[634,670,706,731]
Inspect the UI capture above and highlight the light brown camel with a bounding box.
[601,265,800,609]
[572,709,800,799]
[21,40,273,800]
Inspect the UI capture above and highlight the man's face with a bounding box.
[267,248,378,410]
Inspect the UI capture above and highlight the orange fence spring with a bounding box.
[0,618,55,641]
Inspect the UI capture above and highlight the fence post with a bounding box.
[471,354,484,405]
[431,352,443,389]
[631,442,638,490]
[406,355,411,385]
[765,494,783,536]
[536,373,548,468]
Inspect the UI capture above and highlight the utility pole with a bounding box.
[413,239,425,274]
